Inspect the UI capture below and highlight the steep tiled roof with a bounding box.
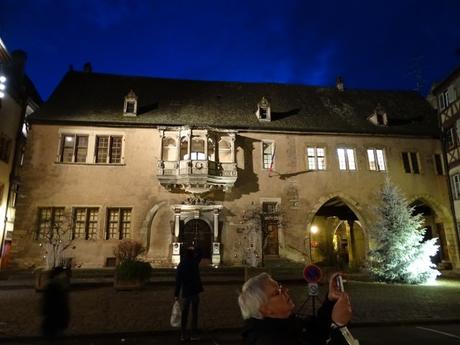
[29,71,439,137]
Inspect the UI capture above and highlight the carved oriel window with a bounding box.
[219,138,232,162]
[180,136,189,160]
[191,136,205,160]
[162,137,177,161]
[208,137,215,161]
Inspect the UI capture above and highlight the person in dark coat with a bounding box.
[174,246,203,341]
[41,266,70,342]
[238,272,352,345]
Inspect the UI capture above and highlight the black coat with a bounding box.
[242,299,347,345]
[174,248,203,298]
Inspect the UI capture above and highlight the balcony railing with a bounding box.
[157,159,237,193]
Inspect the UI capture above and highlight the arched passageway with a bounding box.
[309,197,366,269]
[410,200,450,267]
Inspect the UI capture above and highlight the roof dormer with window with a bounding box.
[256,96,271,121]
[123,89,138,116]
[367,104,388,127]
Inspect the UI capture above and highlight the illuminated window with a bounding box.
[401,152,420,174]
[306,147,326,170]
[337,148,356,171]
[60,134,88,163]
[367,149,386,171]
[73,208,99,240]
[106,208,132,239]
[37,207,65,240]
[262,141,274,170]
[95,135,122,163]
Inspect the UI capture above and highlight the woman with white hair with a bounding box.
[238,272,352,345]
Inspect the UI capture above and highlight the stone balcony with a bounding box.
[157,159,237,193]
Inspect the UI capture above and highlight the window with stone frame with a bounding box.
[306,147,326,170]
[36,207,65,240]
[452,174,460,200]
[337,148,356,171]
[262,141,274,170]
[60,134,88,163]
[401,152,420,174]
[106,208,132,239]
[434,154,445,175]
[72,207,99,240]
[0,134,12,163]
[446,127,456,149]
[95,135,122,163]
[367,148,386,171]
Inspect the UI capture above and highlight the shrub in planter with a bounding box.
[114,240,152,290]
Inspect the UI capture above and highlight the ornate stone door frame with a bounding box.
[171,201,223,266]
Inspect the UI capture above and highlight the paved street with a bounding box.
[0,276,460,339]
[3,323,460,345]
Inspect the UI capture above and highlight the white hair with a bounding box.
[238,272,272,320]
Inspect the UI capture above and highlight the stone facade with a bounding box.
[10,124,460,269]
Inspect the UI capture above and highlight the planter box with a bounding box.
[114,276,146,291]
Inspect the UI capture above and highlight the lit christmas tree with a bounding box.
[368,180,440,284]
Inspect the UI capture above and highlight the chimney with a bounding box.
[336,76,344,92]
[83,62,92,73]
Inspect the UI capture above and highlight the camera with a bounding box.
[336,275,345,292]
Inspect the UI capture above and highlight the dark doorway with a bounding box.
[181,219,212,260]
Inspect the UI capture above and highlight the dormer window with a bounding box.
[123,89,138,116]
[256,96,271,121]
[368,104,388,127]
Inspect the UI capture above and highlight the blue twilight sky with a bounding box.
[1,0,460,101]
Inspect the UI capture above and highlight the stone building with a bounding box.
[9,69,460,270]
[0,38,41,269]
[431,65,460,268]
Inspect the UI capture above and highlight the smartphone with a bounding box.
[336,275,345,292]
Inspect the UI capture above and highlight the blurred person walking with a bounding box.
[174,246,203,341]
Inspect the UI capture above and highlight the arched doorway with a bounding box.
[309,197,366,269]
[181,219,212,260]
[410,200,449,266]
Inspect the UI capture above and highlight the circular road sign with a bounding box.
[303,264,322,283]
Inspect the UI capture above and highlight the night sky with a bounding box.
[1,0,460,101]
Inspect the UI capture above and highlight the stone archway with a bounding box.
[409,196,458,268]
[306,194,368,269]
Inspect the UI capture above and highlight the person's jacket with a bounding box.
[242,299,347,345]
[174,248,203,298]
